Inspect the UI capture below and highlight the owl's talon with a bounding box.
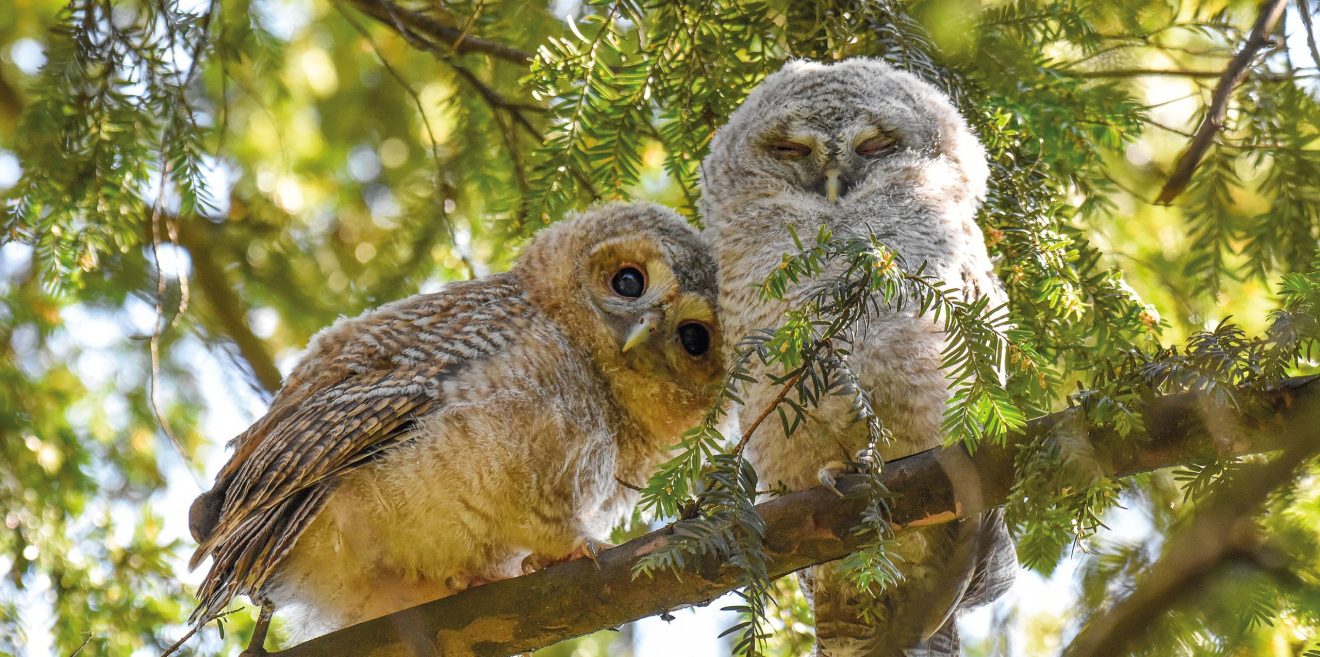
[521,554,548,575]
[818,460,848,497]
[445,571,490,593]
[521,537,614,574]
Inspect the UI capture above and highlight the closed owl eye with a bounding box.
[855,134,898,156]
[767,140,812,160]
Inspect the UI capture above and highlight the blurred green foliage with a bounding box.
[1,0,1319,655]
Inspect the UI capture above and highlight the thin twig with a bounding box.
[338,5,445,183]
[68,634,92,657]
[615,475,645,492]
[336,3,476,279]
[1298,0,1320,67]
[443,58,602,202]
[1156,0,1290,204]
[149,160,205,491]
[451,0,486,53]
[345,0,601,209]
[733,368,807,455]
[160,607,244,657]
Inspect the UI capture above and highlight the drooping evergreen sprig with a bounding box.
[5,0,217,293]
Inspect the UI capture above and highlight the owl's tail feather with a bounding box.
[188,485,331,626]
[901,620,960,657]
[808,509,1015,657]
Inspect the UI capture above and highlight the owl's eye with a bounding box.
[856,134,898,157]
[677,322,712,356]
[767,141,812,160]
[611,266,647,298]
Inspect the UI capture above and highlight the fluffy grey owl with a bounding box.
[187,202,723,642]
[701,59,1016,656]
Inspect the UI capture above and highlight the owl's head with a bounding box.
[701,58,987,211]
[517,202,723,431]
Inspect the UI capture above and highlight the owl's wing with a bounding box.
[188,275,530,622]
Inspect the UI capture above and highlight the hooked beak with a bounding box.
[824,169,841,203]
[622,312,661,352]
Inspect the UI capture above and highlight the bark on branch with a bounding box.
[175,221,283,396]
[265,377,1320,657]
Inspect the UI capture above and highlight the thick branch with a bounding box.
[341,0,533,65]
[175,221,283,395]
[0,67,22,131]
[266,377,1320,657]
[1156,0,1289,204]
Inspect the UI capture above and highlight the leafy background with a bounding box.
[1,0,1319,655]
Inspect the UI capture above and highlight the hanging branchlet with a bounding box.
[635,221,1032,650]
[5,0,217,292]
[763,224,1028,451]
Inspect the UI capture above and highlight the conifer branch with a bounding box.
[263,376,1320,657]
[341,0,534,65]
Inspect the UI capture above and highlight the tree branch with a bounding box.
[1156,0,1290,204]
[340,0,533,65]
[0,66,23,132]
[175,221,283,396]
[1298,0,1320,69]
[1060,68,1227,78]
[1061,409,1320,657]
[261,377,1320,657]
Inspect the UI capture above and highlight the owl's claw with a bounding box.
[818,460,848,497]
[444,571,490,593]
[521,537,615,575]
[818,449,879,497]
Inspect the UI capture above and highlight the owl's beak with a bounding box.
[824,169,842,203]
[622,312,661,352]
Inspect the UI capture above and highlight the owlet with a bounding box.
[701,59,1017,656]
[187,202,723,640]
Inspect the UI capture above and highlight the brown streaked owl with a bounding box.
[700,59,1016,656]
[186,202,723,640]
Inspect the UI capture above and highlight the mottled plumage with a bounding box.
[188,202,723,639]
[701,59,1015,656]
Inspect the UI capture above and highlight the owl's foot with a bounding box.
[444,570,492,593]
[818,449,878,497]
[818,460,850,497]
[521,537,614,574]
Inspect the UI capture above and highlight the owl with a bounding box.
[186,202,723,643]
[700,59,1016,656]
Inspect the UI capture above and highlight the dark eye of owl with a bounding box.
[677,322,711,356]
[610,266,646,298]
[855,134,898,157]
[767,140,812,160]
